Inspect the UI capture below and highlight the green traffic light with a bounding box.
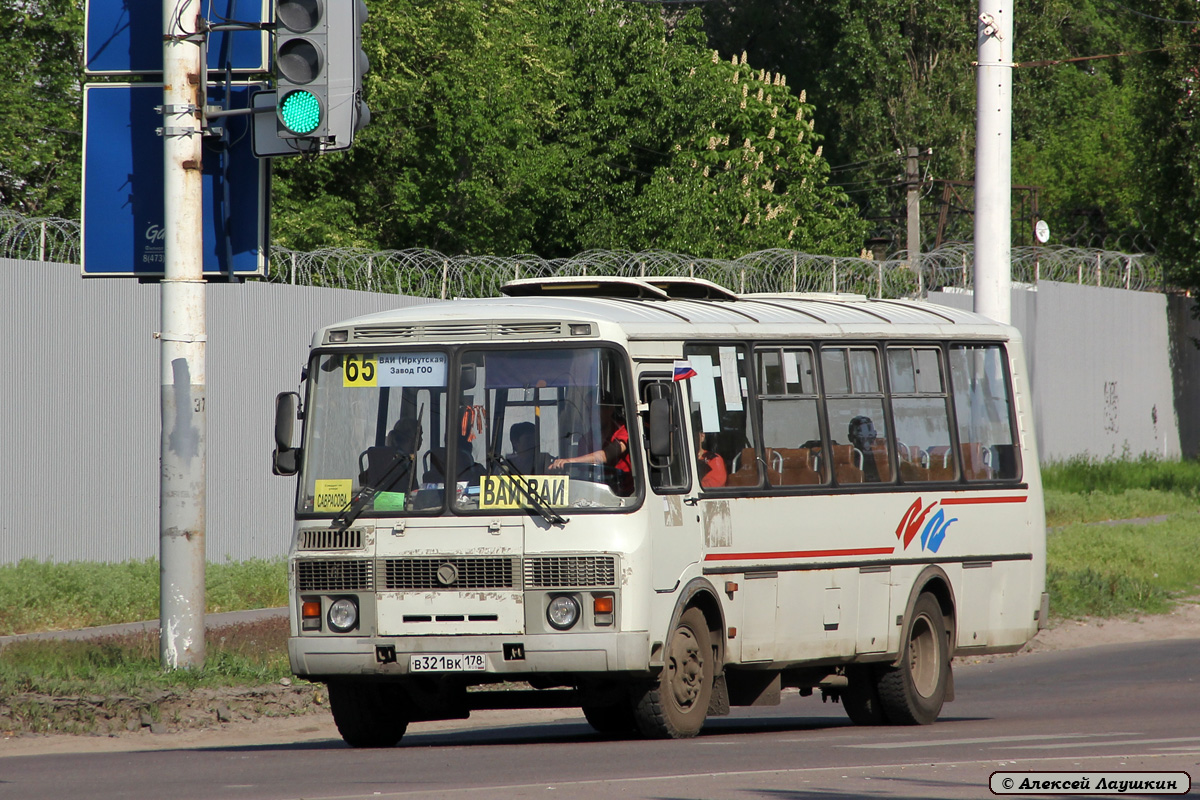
[279,90,321,135]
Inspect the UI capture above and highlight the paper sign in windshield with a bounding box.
[343,352,447,388]
[314,479,352,512]
[480,475,569,509]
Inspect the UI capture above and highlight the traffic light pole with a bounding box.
[159,0,207,670]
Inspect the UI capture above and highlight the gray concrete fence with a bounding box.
[2,260,1195,564]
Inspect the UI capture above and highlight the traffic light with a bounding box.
[273,0,370,151]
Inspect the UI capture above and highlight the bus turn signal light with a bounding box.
[302,600,321,631]
[593,594,614,626]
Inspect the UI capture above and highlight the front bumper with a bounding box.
[290,630,652,678]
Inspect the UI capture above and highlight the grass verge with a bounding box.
[1047,516,1200,618]
[1042,455,1200,618]
[0,558,287,636]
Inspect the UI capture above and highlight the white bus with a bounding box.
[272,276,1047,746]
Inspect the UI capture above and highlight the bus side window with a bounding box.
[756,347,826,487]
[821,346,893,485]
[683,343,758,489]
[640,379,688,492]
[949,344,1021,481]
[888,346,954,483]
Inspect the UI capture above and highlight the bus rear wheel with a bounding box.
[633,607,714,739]
[876,593,951,725]
[327,680,409,747]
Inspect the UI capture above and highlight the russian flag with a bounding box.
[673,360,697,381]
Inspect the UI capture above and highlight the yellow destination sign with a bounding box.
[480,475,569,509]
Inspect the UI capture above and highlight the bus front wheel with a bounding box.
[633,607,714,739]
[327,680,409,748]
[876,593,951,725]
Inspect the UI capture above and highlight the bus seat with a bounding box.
[725,447,760,487]
[831,444,863,484]
[926,445,956,481]
[961,441,993,481]
[771,447,820,486]
[899,460,930,482]
[764,448,784,485]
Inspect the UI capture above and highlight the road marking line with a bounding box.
[998,736,1200,750]
[838,733,1134,749]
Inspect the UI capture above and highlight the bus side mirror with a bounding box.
[273,392,301,476]
[460,364,477,391]
[648,396,673,462]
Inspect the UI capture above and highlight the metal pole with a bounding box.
[973,0,1013,324]
[159,0,206,670]
[906,146,922,294]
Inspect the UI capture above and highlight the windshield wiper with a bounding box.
[331,452,417,533]
[331,487,376,533]
[489,455,568,527]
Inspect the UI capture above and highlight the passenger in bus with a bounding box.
[547,403,631,492]
[505,421,553,474]
[848,415,884,483]
[696,428,727,488]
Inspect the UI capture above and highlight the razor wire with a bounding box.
[268,243,1160,299]
[2,209,1161,299]
[1,210,81,265]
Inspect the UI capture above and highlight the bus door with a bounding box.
[639,374,701,592]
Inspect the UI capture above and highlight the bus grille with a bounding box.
[380,557,520,590]
[525,556,617,588]
[296,559,374,592]
[297,528,364,551]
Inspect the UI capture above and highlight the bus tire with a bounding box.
[327,680,409,748]
[841,665,887,726]
[633,607,714,739]
[876,593,950,725]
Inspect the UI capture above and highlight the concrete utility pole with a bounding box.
[974,0,1013,324]
[906,146,923,295]
[159,0,207,669]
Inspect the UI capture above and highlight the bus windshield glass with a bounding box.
[455,347,637,513]
[297,346,637,517]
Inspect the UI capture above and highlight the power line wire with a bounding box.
[1096,0,1200,25]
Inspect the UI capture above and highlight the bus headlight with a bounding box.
[546,595,580,631]
[327,598,359,633]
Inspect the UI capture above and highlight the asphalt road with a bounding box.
[4,639,1198,800]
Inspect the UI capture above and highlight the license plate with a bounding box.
[409,653,487,672]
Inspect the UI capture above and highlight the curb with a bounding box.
[0,607,288,650]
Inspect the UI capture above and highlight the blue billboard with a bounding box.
[85,0,270,74]
[81,83,270,278]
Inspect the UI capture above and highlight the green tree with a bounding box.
[702,0,978,244]
[701,0,1150,251]
[271,0,865,259]
[1130,3,1200,286]
[0,0,85,218]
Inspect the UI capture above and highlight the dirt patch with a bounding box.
[0,681,326,739]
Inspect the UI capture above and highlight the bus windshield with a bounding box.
[297,346,637,517]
